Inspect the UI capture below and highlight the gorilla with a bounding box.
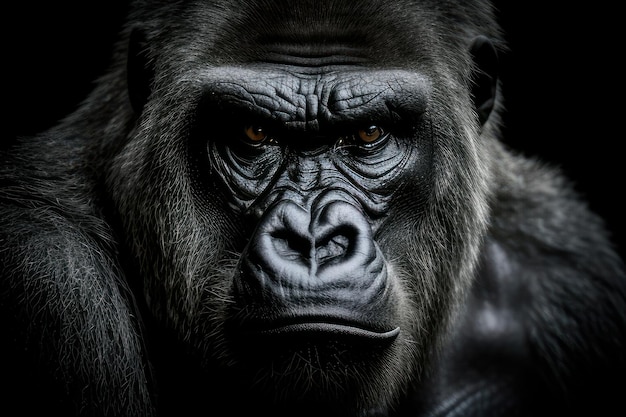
[1,1,625,416]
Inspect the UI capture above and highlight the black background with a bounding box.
[6,2,625,260]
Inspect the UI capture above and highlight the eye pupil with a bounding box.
[244,126,267,142]
[357,125,383,143]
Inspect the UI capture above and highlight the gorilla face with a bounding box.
[108,0,494,412]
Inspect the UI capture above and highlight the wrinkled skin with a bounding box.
[1,1,625,416]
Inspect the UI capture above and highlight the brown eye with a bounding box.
[244,126,267,142]
[357,125,384,143]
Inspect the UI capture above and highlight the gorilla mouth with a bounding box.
[258,321,400,341]
[238,316,400,344]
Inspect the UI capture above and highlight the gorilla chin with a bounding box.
[226,321,404,414]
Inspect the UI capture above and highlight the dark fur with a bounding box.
[2,1,625,416]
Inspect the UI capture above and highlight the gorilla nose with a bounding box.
[237,200,387,304]
[263,201,361,273]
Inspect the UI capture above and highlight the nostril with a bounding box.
[315,226,355,265]
[270,229,312,263]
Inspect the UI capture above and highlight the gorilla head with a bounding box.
[2,1,624,416]
[109,0,498,410]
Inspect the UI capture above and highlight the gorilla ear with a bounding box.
[127,28,155,113]
[469,36,499,126]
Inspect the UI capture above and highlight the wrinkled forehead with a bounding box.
[192,66,430,132]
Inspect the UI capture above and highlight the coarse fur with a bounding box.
[1,1,625,416]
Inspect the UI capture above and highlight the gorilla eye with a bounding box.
[357,126,384,144]
[244,125,268,143]
[334,125,389,152]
